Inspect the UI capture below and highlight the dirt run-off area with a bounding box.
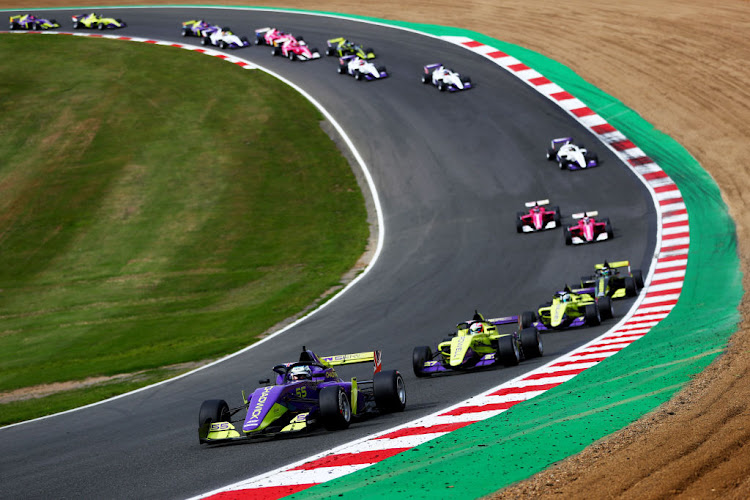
[3,0,750,497]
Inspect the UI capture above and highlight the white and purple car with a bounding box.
[201,27,250,50]
[546,137,599,170]
[198,347,406,444]
[181,19,219,38]
[337,55,388,80]
[421,63,472,91]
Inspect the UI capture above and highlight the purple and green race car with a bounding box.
[198,347,406,444]
[412,310,542,377]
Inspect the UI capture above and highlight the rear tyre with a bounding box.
[585,304,601,326]
[516,216,524,233]
[624,276,638,297]
[598,296,614,320]
[373,370,407,413]
[288,51,296,60]
[97,23,104,30]
[198,399,230,443]
[319,386,351,431]
[519,310,536,330]
[412,346,432,377]
[564,229,573,245]
[546,148,556,160]
[520,327,543,358]
[496,335,520,367]
[633,269,644,289]
[605,220,614,239]
[552,206,561,225]
[201,37,210,46]
[326,47,335,56]
[421,74,430,84]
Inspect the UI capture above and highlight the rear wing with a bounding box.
[487,315,519,326]
[525,199,550,207]
[423,63,443,74]
[327,36,346,46]
[595,260,630,270]
[572,211,598,219]
[320,351,382,373]
[339,54,357,64]
[550,137,573,148]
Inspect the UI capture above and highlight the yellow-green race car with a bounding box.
[521,285,614,331]
[326,37,376,59]
[580,260,644,300]
[413,310,543,377]
[71,12,126,30]
[9,14,59,30]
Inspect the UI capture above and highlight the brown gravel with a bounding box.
[4,0,749,497]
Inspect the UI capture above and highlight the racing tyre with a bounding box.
[598,296,614,320]
[496,335,520,367]
[73,21,80,29]
[326,47,335,56]
[374,370,407,413]
[337,64,347,74]
[564,229,573,245]
[624,276,638,297]
[421,74,430,84]
[98,23,104,30]
[516,216,524,233]
[413,345,432,377]
[288,51,296,61]
[552,206,561,225]
[546,148,556,160]
[438,81,446,91]
[272,46,281,56]
[585,304,601,326]
[255,37,263,45]
[320,386,351,431]
[198,399,230,443]
[605,219,614,239]
[633,269,644,289]
[558,158,566,170]
[354,70,363,81]
[520,310,536,329]
[201,37,210,46]
[520,327,543,358]
[219,41,228,50]
[181,28,189,37]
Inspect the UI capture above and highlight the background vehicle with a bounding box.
[338,55,387,80]
[517,199,561,233]
[421,63,472,91]
[201,27,250,50]
[273,37,321,61]
[9,14,59,30]
[198,348,406,444]
[581,260,645,299]
[254,26,290,46]
[326,37,376,59]
[523,286,613,331]
[546,137,599,169]
[565,211,613,245]
[181,19,219,38]
[71,12,126,30]
[413,311,542,377]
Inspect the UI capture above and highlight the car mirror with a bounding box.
[258,378,271,385]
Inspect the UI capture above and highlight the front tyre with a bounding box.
[598,296,614,320]
[320,386,351,431]
[519,310,536,330]
[374,370,407,413]
[633,269,645,289]
[585,304,601,326]
[198,399,230,443]
[520,327,543,358]
[624,276,638,297]
[412,345,432,377]
[496,335,520,367]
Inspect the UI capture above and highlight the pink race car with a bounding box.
[516,199,561,233]
[564,211,613,245]
[272,37,321,61]
[254,27,290,46]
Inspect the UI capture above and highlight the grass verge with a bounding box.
[0,34,368,425]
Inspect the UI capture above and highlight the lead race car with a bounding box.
[546,137,599,170]
[181,19,219,38]
[338,55,388,80]
[421,63,472,92]
[71,12,126,30]
[198,347,406,444]
[254,26,290,46]
[564,211,613,245]
[412,311,542,377]
[516,199,561,233]
[9,14,59,30]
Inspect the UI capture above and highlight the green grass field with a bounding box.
[0,35,368,425]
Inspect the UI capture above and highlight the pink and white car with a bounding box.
[564,211,613,245]
[516,199,561,233]
[254,27,290,46]
[272,37,321,61]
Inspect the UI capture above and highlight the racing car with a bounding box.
[564,211,613,245]
[412,311,542,377]
[521,285,613,332]
[421,64,472,92]
[338,55,388,80]
[580,260,645,300]
[272,37,321,61]
[516,199,561,233]
[546,137,599,170]
[181,19,219,38]
[9,14,59,30]
[201,27,250,50]
[326,37,376,59]
[71,12,126,30]
[198,347,406,444]
[254,27,290,46]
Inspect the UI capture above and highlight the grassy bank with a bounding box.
[0,35,368,424]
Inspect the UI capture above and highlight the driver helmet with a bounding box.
[532,206,540,213]
[559,292,571,303]
[601,263,612,276]
[469,322,484,334]
[289,365,311,381]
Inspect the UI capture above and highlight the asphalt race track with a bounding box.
[0,7,657,499]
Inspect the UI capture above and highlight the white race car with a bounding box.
[337,55,388,80]
[201,27,250,49]
[422,63,472,91]
[546,138,599,170]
